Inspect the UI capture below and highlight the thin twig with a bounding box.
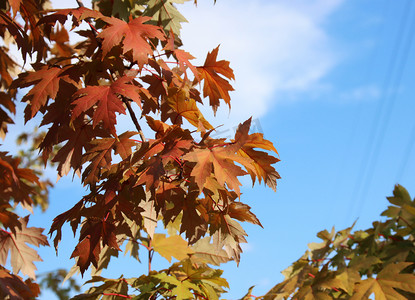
[122,97,146,142]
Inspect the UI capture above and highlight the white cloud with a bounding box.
[5,0,346,149]
[179,0,344,126]
[339,85,381,102]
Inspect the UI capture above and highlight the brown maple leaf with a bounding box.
[38,7,103,32]
[0,267,40,300]
[0,92,15,139]
[0,47,18,89]
[197,46,235,113]
[51,122,105,177]
[0,217,49,279]
[0,10,30,59]
[70,235,101,276]
[98,16,165,67]
[228,202,262,227]
[18,0,48,62]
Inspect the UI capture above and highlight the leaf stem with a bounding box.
[148,240,153,274]
[102,293,131,299]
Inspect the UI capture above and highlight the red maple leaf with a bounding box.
[81,132,138,184]
[72,76,141,134]
[71,217,121,275]
[98,16,165,67]
[14,66,75,120]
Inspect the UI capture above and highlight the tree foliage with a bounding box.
[0,0,280,299]
[256,184,415,300]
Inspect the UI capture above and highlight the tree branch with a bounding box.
[122,97,146,142]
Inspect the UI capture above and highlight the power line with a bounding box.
[396,119,415,182]
[347,0,413,221]
[357,0,415,215]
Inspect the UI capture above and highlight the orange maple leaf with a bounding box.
[98,16,165,67]
[183,146,249,195]
[197,46,235,113]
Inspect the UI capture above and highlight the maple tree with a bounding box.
[0,0,281,299]
[249,185,415,300]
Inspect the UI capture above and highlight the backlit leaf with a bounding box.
[98,16,165,67]
[152,233,194,263]
[0,217,48,279]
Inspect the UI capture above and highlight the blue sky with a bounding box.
[5,0,415,298]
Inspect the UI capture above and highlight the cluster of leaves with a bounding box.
[0,0,280,299]
[38,269,81,300]
[257,184,415,300]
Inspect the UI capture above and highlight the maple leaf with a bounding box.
[38,7,103,31]
[190,237,230,266]
[70,236,101,276]
[0,267,40,300]
[135,156,165,190]
[81,132,137,184]
[0,92,15,139]
[72,76,141,134]
[228,202,262,227]
[212,216,247,265]
[152,233,194,263]
[146,115,171,138]
[183,145,250,195]
[0,152,40,209]
[0,47,18,90]
[0,10,30,59]
[351,262,415,300]
[163,31,200,78]
[15,65,73,120]
[197,46,235,113]
[51,123,104,177]
[0,217,49,279]
[49,27,74,57]
[49,200,85,250]
[154,273,197,300]
[98,16,165,67]
[234,129,280,191]
[17,0,49,61]
[73,276,130,299]
[139,198,158,239]
[8,0,22,17]
[238,147,280,191]
[167,87,213,129]
[143,0,189,38]
[71,217,121,276]
[174,49,200,78]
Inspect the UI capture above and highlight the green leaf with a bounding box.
[157,275,196,300]
[386,184,412,207]
[143,0,189,37]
